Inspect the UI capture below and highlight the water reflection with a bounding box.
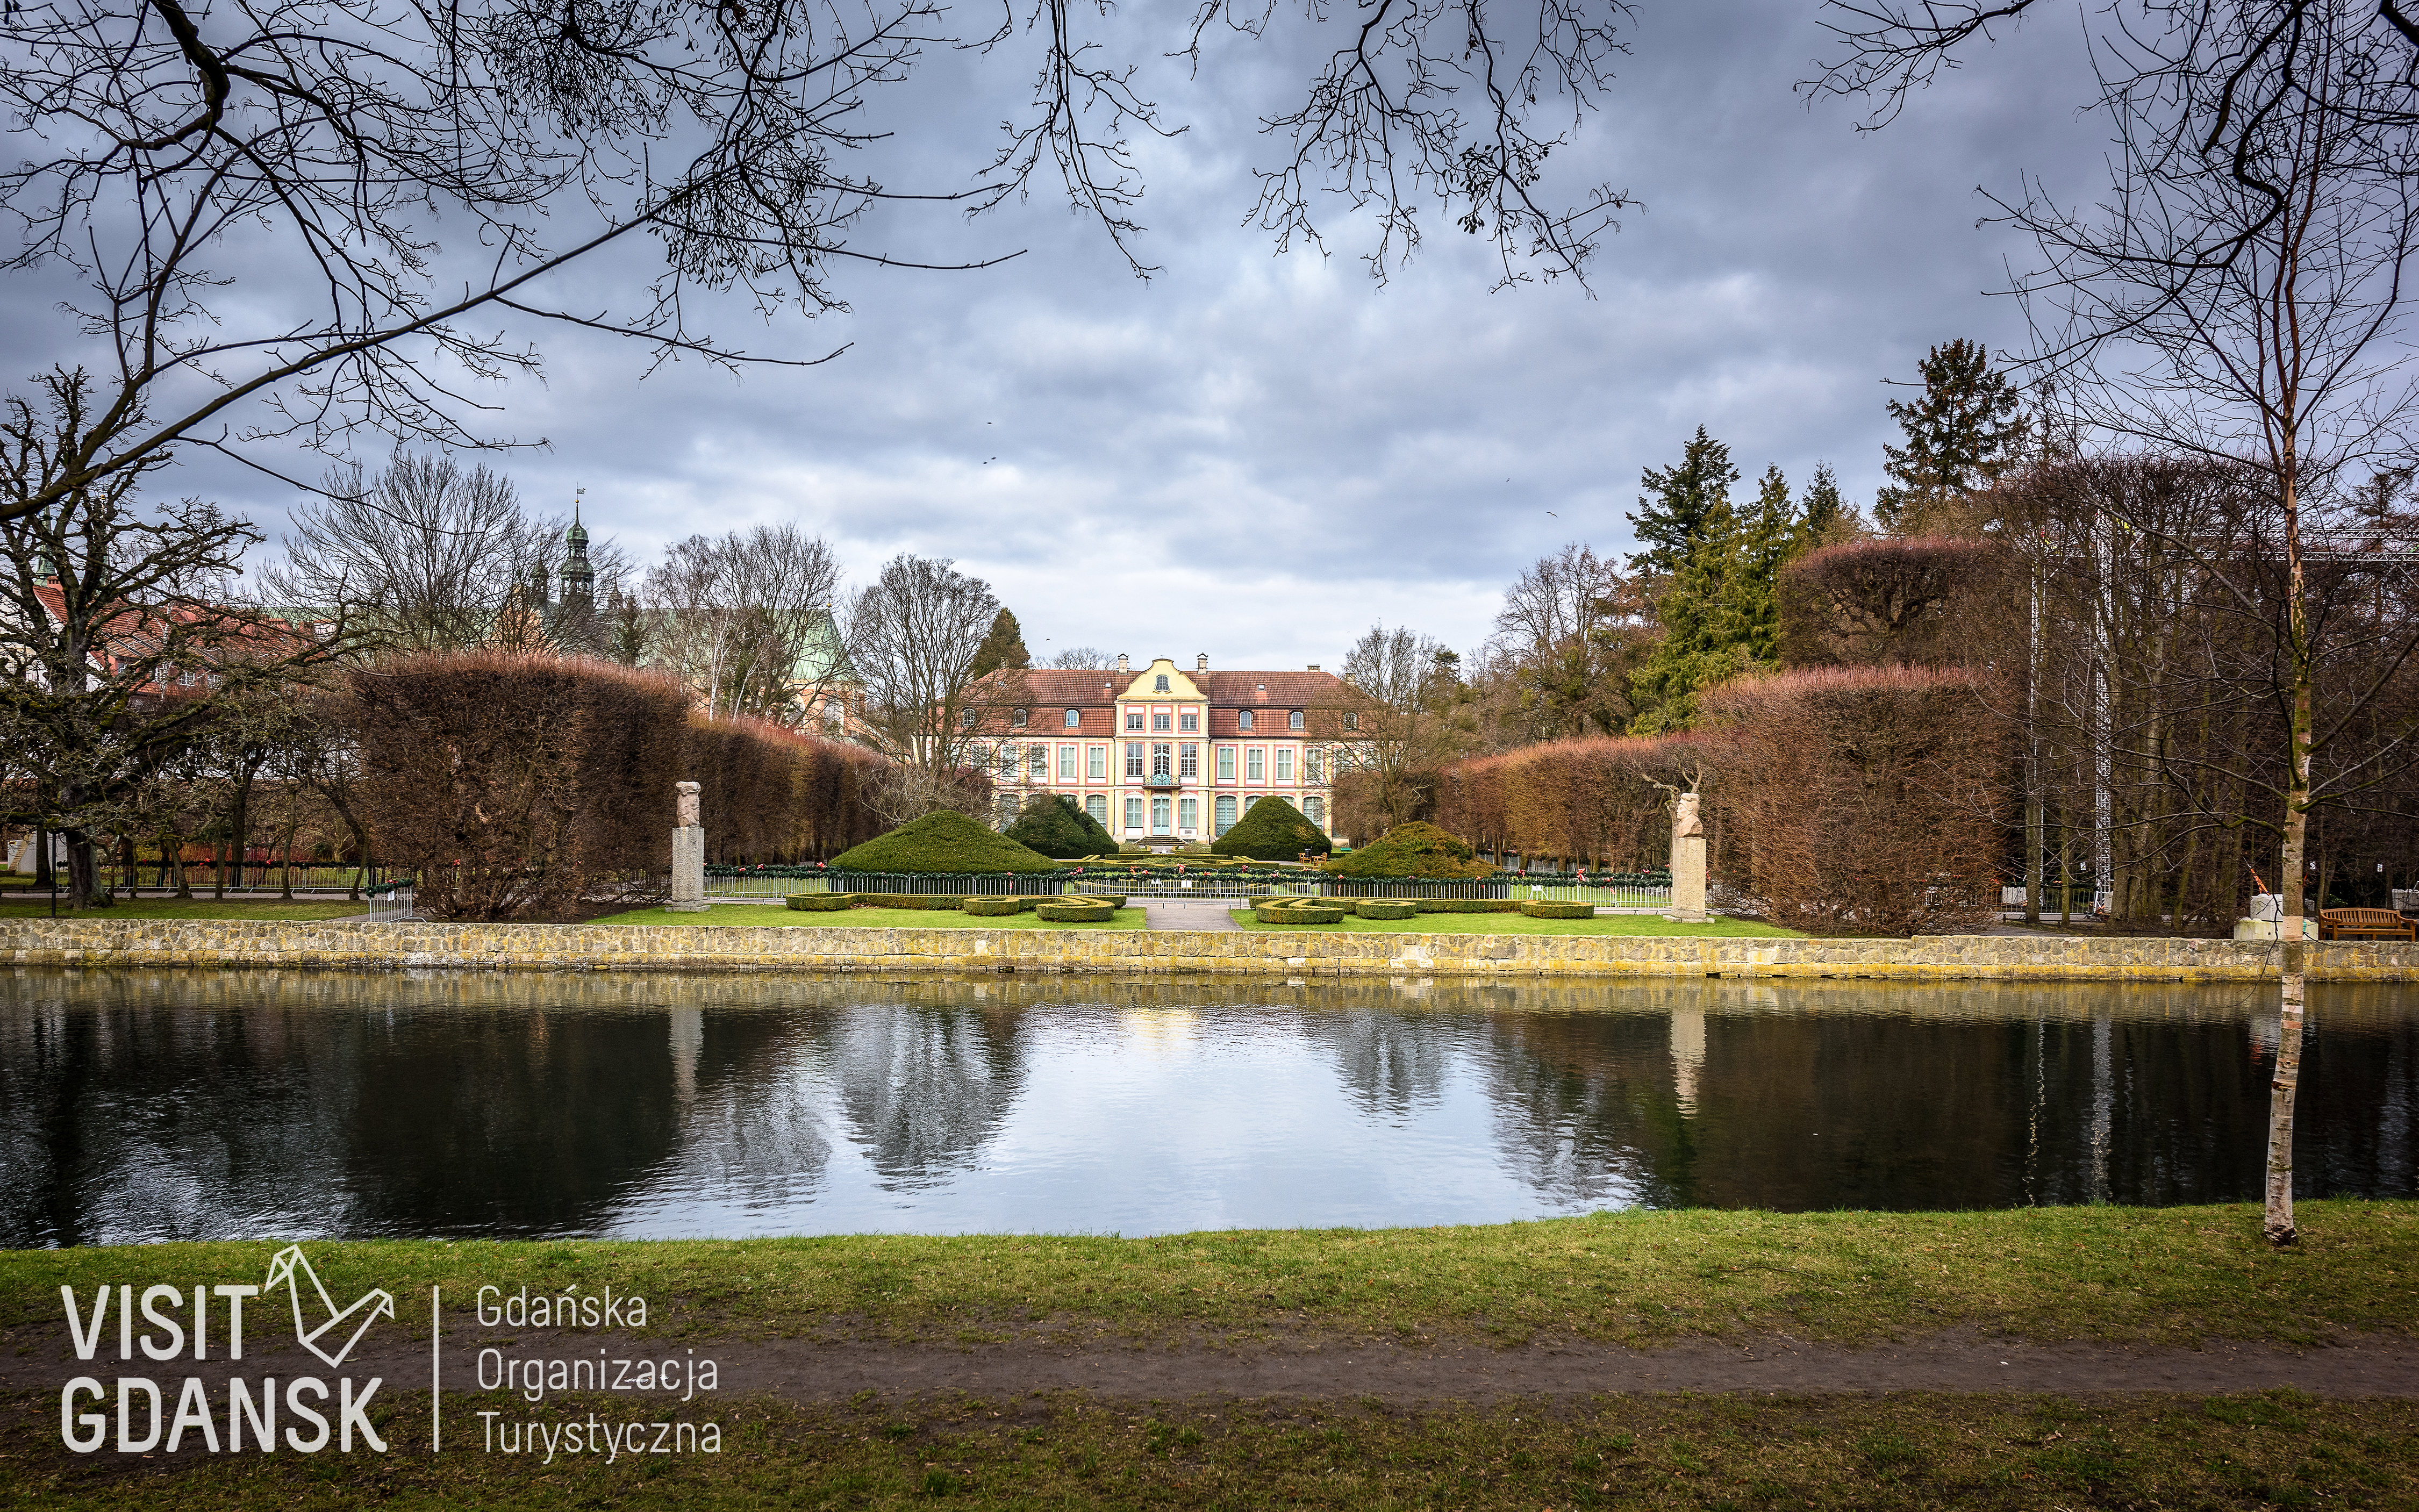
[1,969,2411,1245]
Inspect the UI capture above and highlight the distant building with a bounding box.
[967,655,1362,847]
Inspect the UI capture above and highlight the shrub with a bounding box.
[1413,898,1521,913]
[1323,821,1494,879]
[1702,667,2007,936]
[850,893,970,909]
[1255,901,1346,923]
[828,809,1066,875]
[1212,796,1334,860]
[1035,901,1114,922]
[683,714,888,863]
[1067,893,1126,908]
[785,892,855,912]
[1002,793,1119,858]
[349,651,690,921]
[1355,900,1418,920]
[1778,537,2015,670]
[1434,734,1709,871]
[1519,900,1595,919]
[959,896,1024,916]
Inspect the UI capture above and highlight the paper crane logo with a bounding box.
[262,1246,395,1368]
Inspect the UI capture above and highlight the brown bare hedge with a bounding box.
[1434,734,1712,869]
[1778,537,2015,669]
[1701,667,2008,935]
[348,652,886,920]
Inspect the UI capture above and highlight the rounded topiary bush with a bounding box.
[1067,893,1126,908]
[1211,796,1333,861]
[1520,900,1595,919]
[828,809,1065,876]
[1001,794,1120,859]
[785,893,855,911]
[1323,822,1493,879]
[1355,900,1418,920]
[959,896,1023,916]
[1035,901,1115,922]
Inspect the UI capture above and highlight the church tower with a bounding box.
[561,498,595,612]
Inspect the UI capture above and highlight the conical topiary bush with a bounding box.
[1210,796,1333,861]
[1001,793,1119,858]
[1322,821,1495,878]
[828,809,1066,874]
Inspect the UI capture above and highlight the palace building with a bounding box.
[969,655,1362,847]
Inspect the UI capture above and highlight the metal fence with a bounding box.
[762,871,1675,908]
[51,863,391,895]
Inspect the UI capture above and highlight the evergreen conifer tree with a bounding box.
[1875,339,2027,534]
[968,608,1032,680]
[1628,493,1744,733]
[1719,465,1801,666]
[1628,427,1739,578]
[1797,462,1859,548]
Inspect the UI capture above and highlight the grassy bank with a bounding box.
[1226,910,1802,936]
[8,1385,2409,1510]
[0,898,364,921]
[6,1202,2410,1350]
[585,904,1150,929]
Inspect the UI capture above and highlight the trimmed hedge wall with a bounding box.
[784,893,854,912]
[1414,898,1522,914]
[1035,901,1115,922]
[1519,900,1595,919]
[1355,900,1418,920]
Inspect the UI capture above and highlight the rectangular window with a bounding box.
[1151,797,1171,833]
[1246,748,1265,782]
[1179,797,1197,832]
[1217,747,1235,782]
[1058,745,1078,780]
[998,746,1016,778]
[1125,742,1144,778]
[1029,743,1049,778]
[1275,748,1294,782]
[1123,797,1144,832]
[1214,795,1237,834]
[1126,711,1144,730]
[1087,746,1107,782]
[1304,748,1323,784]
[1086,794,1108,824]
[1152,712,1171,732]
[1151,743,1172,779]
[1179,711,1198,732]
[1179,743,1198,778]
[1289,710,1304,730]
[1305,796,1326,827]
[1012,708,1029,728]
[1064,708,1081,728]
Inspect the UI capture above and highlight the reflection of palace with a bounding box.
[967,656,1359,846]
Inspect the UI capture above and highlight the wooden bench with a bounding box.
[2318,907,2417,941]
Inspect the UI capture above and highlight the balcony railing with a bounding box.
[1142,771,1179,787]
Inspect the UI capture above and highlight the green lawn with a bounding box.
[1227,908,1801,937]
[4,1202,2404,1351]
[587,903,1149,929]
[0,897,366,921]
[9,1387,2408,1510]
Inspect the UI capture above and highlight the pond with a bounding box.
[2,969,2411,1246]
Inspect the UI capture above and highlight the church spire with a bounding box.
[561,488,594,610]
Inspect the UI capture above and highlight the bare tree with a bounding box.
[1,0,1644,531]
[1337,623,1471,832]
[0,374,346,906]
[843,555,1023,823]
[1047,647,1112,669]
[642,525,843,721]
[267,455,575,654]
[1478,542,1650,745]
[1819,0,2419,1244]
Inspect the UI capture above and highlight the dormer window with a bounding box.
[1011,708,1028,728]
[1343,712,1358,730]
[1064,708,1081,728]
[1239,710,1255,731]
[1154,674,1170,692]
[961,709,977,730]
[1289,710,1304,731]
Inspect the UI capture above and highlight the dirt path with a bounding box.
[10,1323,2412,1402]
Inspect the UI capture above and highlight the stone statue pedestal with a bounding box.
[667,781,707,912]
[1666,792,1708,923]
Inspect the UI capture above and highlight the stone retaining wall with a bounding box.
[2,918,2411,980]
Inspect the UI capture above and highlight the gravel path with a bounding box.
[1144,900,1244,931]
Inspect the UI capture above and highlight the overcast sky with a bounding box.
[3,0,2109,670]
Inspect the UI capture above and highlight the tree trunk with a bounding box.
[2266,455,2314,1249]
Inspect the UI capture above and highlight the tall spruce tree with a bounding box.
[968,608,1032,680]
[1628,493,1742,734]
[1797,461,1858,547]
[1719,465,1801,666]
[1628,427,1739,578]
[1875,339,2027,534]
